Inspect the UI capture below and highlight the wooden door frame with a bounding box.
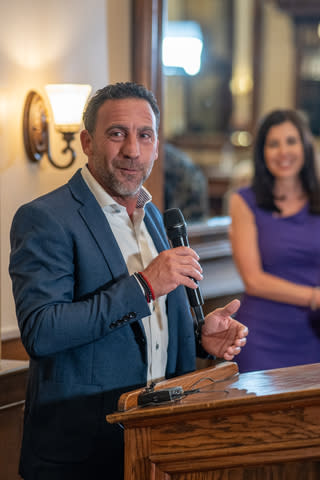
[131,0,165,211]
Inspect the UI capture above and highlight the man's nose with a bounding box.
[122,134,140,158]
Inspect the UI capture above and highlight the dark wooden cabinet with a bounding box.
[0,360,29,480]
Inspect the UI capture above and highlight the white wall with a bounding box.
[0,0,131,340]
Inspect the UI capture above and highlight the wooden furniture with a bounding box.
[107,362,320,479]
[2,337,29,361]
[131,0,164,211]
[0,360,29,480]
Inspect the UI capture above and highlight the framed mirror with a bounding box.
[132,0,261,222]
[132,1,320,222]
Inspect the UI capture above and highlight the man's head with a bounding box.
[80,82,160,212]
[83,82,160,134]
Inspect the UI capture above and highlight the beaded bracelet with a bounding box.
[310,286,320,311]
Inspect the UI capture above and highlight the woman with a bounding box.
[229,109,320,372]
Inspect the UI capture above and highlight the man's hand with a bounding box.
[141,247,203,298]
[201,299,248,360]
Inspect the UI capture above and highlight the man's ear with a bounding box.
[80,130,93,156]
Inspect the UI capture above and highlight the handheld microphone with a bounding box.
[163,208,205,332]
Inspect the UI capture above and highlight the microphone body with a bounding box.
[163,208,205,330]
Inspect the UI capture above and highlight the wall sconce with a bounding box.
[23,83,91,169]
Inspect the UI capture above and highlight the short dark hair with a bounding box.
[83,81,160,134]
[252,109,320,214]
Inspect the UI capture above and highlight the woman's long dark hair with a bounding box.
[252,109,320,214]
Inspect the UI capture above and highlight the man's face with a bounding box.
[81,98,159,202]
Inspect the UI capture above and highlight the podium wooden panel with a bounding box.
[107,362,320,479]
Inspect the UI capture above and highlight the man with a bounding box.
[164,142,209,221]
[9,82,248,480]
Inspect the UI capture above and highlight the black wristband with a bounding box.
[194,321,215,359]
[194,322,206,358]
[134,272,152,303]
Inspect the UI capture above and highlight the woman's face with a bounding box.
[263,121,305,180]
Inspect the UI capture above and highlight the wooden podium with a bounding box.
[107,361,320,479]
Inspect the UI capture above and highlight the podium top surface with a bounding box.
[107,362,320,424]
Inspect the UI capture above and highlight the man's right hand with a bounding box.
[141,246,203,298]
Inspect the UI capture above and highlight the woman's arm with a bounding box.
[229,192,319,308]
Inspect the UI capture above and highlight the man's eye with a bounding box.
[140,132,153,140]
[110,131,124,138]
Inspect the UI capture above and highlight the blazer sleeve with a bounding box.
[9,202,151,358]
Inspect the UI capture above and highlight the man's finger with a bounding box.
[219,298,241,317]
[239,327,249,338]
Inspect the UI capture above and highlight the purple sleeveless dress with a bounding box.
[234,186,320,373]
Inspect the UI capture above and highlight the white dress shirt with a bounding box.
[81,166,168,382]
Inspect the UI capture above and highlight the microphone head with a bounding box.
[163,208,203,311]
[163,208,187,241]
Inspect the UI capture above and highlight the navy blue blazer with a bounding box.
[9,169,196,477]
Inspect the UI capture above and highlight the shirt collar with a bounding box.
[81,164,152,211]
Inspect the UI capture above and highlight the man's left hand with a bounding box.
[201,299,248,360]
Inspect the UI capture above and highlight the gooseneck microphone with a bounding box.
[163,208,205,332]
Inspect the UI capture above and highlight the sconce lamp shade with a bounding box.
[45,84,92,133]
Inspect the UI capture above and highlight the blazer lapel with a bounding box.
[144,208,169,254]
[68,170,129,279]
[68,171,169,276]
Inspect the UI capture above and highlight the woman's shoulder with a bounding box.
[235,186,256,207]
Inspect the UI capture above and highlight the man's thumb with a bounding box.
[220,298,240,317]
